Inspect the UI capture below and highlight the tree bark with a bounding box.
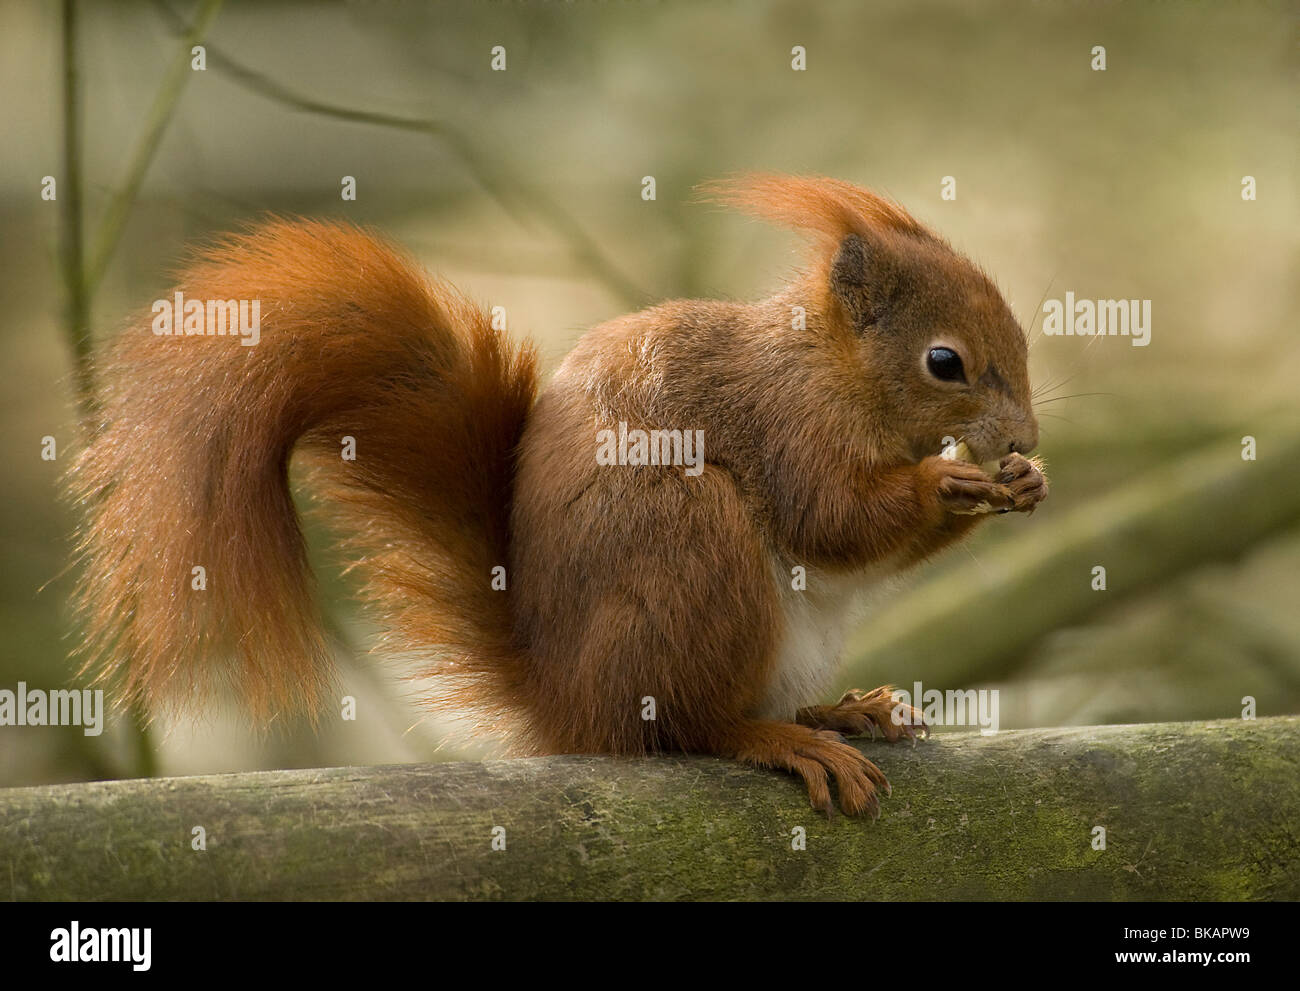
[1,717,1296,900]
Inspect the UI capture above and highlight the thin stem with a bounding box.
[61,0,94,423]
[150,0,645,307]
[85,0,224,295]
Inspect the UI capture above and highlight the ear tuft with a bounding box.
[696,173,927,248]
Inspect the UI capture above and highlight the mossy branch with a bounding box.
[1,717,1296,900]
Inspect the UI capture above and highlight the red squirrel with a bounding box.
[69,174,1047,816]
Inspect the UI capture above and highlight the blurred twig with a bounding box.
[60,0,91,421]
[85,0,224,295]
[151,0,646,307]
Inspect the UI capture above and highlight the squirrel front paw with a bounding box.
[797,686,929,743]
[997,452,1049,514]
[922,455,1015,515]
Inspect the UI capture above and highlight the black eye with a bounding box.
[927,347,966,383]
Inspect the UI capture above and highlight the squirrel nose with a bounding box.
[1008,421,1039,456]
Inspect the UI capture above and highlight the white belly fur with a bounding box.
[757,556,901,721]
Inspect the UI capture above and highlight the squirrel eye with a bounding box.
[926,347,966,383]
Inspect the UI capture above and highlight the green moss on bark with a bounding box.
[1,718,1296,900]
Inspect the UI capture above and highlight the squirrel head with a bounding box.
[827,224,1037,464]
[704,174,1038,465]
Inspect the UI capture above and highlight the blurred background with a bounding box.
[1,0,1296,787]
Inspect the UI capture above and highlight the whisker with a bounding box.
[1031,366,1083,399]
[960,541,991,578]
[1034,391,1113,406]
[1025,273,1060,352]
[1033,368,1088,400]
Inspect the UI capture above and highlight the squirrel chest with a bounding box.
[757,558,900,721]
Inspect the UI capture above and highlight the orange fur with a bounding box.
[70,220,537,727]
[69,176,1046,814]
[699,172,925,245]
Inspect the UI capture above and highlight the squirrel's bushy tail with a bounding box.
[70,219,538,726]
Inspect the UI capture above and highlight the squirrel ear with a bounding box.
[830,232,896,330]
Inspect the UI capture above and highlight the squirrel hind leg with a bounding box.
[717,719,890,818]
